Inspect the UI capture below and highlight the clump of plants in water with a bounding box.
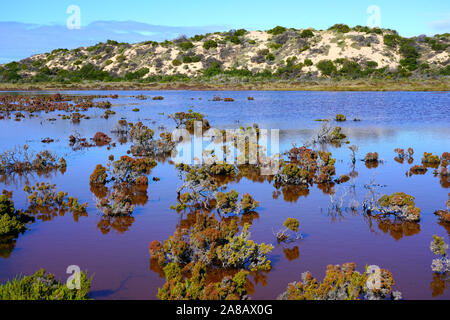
[127,122,176,159]
[157,261,250,300]
[150,213,272,270]
[408,165,427,176]
[308,121,348,146]
[364,152,379,163]
[394,148,414,164]
[275,218,302,243]
[277,262,402,300]
[90,156,156,187]
[366,192,421,222]
[434,194,450,223]
[90,155,156,217]
[169,110,210,132]
[214,190,259,216]
[335,114,346,122]
[150,210,273,300]
[92,132,112,146]
[0,145,66,175]
[172,162,241,211]
[430,235,449,276]
[422,152,441,167]
[23,183,87,221]
[0,268,92,300]
[274,147,337,190]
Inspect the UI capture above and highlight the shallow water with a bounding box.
[0,90,449,299]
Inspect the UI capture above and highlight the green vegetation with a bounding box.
[267,26,287,36]
[328,24,351,33]
[0,269,92,300]
[203,39,218,50]
[0,24,448,86]
[317,60,337,76]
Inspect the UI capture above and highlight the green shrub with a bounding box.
[267,26,287,36]
[300,29,314,38]
[266,53,275,61]
[269,42,282,50]
[191,34,205,41]
[125,68,149,80]
[234,29,247,37]
[328,24,351,33]
[366,61,378,69]
[316,60,337,76]
[304,59,313,66]
[203,61,222,76]
[439,65,450,76]
[0,269,92,300]
[183,56,201,63]
[178,41,194,51]
[116,54,126,63]
[172,59,182,66]
[203,40,218,50]
[383,34,400,48]
[227,35,241,45]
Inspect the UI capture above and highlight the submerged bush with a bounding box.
[23,182,87,217]
[422,152,441,166]
[373,192,421,222]
[276,218,302,243]
[169,110,210,132]
[0,146,66,175]
[149,213,272,272]
[430,235,449,275]
[157,261,249,300]
[277,262,401,300]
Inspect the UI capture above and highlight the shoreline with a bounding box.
[0,79,449,92]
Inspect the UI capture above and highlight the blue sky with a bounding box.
[1,0,449,62]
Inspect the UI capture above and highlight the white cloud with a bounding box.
[430,16,450,32]
[0,21,228,63]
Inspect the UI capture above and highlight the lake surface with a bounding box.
[0,90,449,299]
